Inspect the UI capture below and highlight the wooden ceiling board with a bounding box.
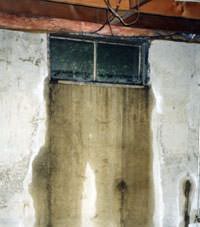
[130,0,152,8]
[44,0,151,10]
[45,0,130,10]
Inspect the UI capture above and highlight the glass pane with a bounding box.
[96,43,140,84]
[50,38,94,81]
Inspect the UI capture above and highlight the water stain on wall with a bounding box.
[179,176,195,227]
[30,77,51,227]
[31,145,50,227]
[31,82,153,227]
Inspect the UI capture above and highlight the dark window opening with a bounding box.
[50,36,148,85]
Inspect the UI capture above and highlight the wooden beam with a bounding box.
[0,12,157,37]
[123,13,200,34]
[0,0,106,23]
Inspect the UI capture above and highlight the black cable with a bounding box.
[104,0,140,27]
[91,8,112,34]
[91,0,122,34]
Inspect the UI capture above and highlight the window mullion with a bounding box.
[93,41,97,81]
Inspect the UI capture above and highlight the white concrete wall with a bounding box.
[0,28,200,227]
[0,30,48,227]
[150,40,200,227]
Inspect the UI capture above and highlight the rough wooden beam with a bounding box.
[0,11,199,36]
[121,13,200,34]
[0,12,157,37]
[0,0,106,23]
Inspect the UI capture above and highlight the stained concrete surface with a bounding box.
[0,29,153,227]
[1,29,200,227]
[49,83,153,227]
[31,145,50,227]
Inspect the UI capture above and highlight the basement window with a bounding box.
[50,36,148,85]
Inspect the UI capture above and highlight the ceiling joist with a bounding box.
[0,12,157,37]
[0,0,199,35]
[45,0,130,10]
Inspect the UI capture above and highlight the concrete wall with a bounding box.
[150,40,200,227]
[0,30,48,227]
[0,29,200,227]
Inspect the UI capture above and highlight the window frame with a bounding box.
[49,34,149,86]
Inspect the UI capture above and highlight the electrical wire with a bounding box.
[91,9,114,34]
[91,15,109,34]
[104,0,140,26]
[107,10,114,36]
[91,0,140,34]
[91,0,121,34]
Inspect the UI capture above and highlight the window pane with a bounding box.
[96,43,140,84]
[50,39,94,81]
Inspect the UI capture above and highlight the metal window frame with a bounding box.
[49,34,149,86]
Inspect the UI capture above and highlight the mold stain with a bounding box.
[31,83,153,227]
[30,145,50,227]
[184,180,191,227]
[179,177,194,227]
[30,77,51,227]
[117,180,128,227]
